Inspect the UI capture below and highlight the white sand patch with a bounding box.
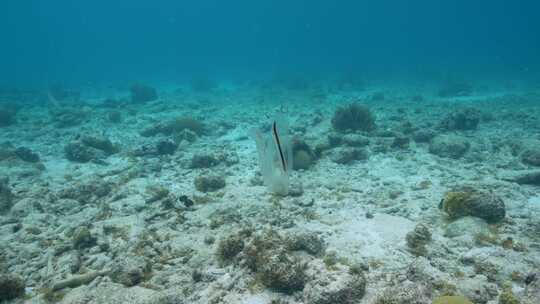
[324,211,415,260]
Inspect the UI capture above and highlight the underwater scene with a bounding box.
[1,1,540,303]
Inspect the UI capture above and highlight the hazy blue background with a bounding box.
[1,0,539,87]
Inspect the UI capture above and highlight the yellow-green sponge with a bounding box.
[433,295,473,304]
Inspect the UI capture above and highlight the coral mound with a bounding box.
[244,230,307,293]
[332,103,376,133]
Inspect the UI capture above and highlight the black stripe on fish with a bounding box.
[272,121,287,172]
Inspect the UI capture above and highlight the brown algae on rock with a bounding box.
[440,191,474,219]
[440,187,506,223]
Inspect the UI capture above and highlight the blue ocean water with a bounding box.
[1,0,539,87]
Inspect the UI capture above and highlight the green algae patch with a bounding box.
[441,191,473,219]
[499,283,520,304]
[433,295,472,304]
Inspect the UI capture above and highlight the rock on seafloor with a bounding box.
[503,170,540,185]
[429,134,470,159]
[439,186,506,223]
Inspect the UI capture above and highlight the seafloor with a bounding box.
[1,80,540,304]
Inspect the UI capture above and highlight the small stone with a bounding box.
[288,181,304,197]
[525,273,537,285]
[14,147,40,163]
[330,147,368,164]
[64,141,96,163]
[156,140,177,155]
[292,138,316,171]
[429,134,470,159]
[190,153,219,168]
[81,134,118,155]
[191,269,203,282]
[204,235,215,245]
[72,227,97,249]
[412,129,437,143]
[327,132,343,147]
[179,195,194,207]
[293,150,313,170]
[392,135,410,149]
[110,256,149,287]
[145,186,169,204]
[194,174,226,192]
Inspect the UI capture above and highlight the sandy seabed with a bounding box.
[1,82,540,304]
